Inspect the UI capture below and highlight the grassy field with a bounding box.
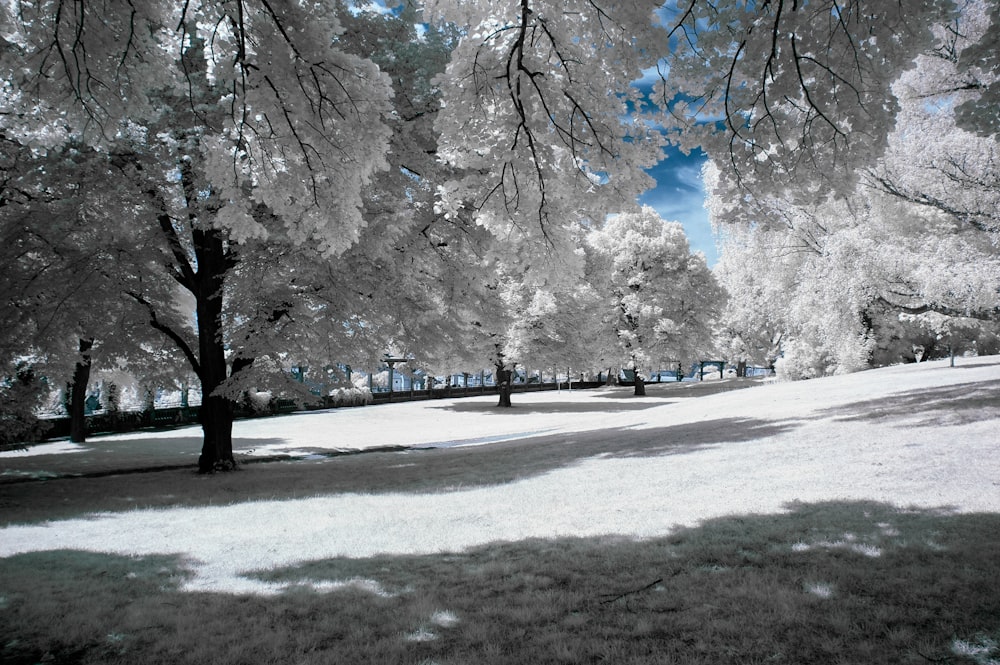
[2,360,999,664]
[2,502,998,664]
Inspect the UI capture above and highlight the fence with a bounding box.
[371,378,605,403]
[40,378,606,440]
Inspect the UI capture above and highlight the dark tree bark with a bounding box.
[496,362,513,408]
[192,227,237,473]
[633,371,646,396]
[67,337,94,443]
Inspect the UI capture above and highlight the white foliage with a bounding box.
[588,206,725,371]
[427,0,664,264]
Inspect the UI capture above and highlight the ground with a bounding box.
[1,356,999,664]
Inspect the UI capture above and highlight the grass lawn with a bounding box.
[2,503,998,664]
[2,358,999,664]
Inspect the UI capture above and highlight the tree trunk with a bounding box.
[194,228,237,473]
[496,363,513,408]
[68,338,94,443]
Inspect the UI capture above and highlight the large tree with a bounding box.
[708,174,1000,379]
[707,0,1000,379]
[2,1,394,470]
[588,206,724,395]
[419,0,669,404]
[0,139,176,442]
[657,0,956,198]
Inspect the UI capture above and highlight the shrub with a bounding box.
[328,387,373,407]
[0,365,51,450]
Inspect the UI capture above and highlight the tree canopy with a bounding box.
[2,0,998,457]
[708,0,1000,378]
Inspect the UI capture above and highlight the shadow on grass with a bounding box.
[430,398,668,414]
[819,381,1000,428]
[0,550,192,664]
[432,380,764,415]
[266,415,795,497]
[933,360,1000,371]
[634,378,768,399]
[3,502,998,664]
[0,419,794,525]
[0,437,289,484]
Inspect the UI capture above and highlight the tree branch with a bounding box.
[125,290,203,378]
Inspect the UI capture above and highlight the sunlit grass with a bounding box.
[2,502,998,664]
[3,361,999,662]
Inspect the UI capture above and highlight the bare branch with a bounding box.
[126,289,203,378]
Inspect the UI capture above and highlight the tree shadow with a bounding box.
[5,502,998,664]
[0,420,795,525]
[430,398,668,414]
[0,437,289,484]
[432,380,764,414]
[0,549,192,664]
[931,361,1000,370]
[633,378,768,399]
[818,381,1000,428]
[0,437,286,525]
[292,416,799,496]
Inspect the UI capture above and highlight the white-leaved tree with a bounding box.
[709,172,1000,380]
[705,0,1000,379]
[416,0,670,404]
[657,0,956,198]
[425,0,666,315]
[588,206,724,395]
[428,0,665,234]
[0,140,189,443]
[2,0,394,471]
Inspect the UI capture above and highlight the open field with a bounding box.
[2,357,999,664]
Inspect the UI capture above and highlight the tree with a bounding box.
[708,169,1000,379]
[426,0,665,295]
[952,0,1000,139]
[428,0,664,228]
[704,0,1000,379]
[657,0,956,198]
[0,362,49,450]
[0,139,175,442]
[417,0,670,404]
[869,0,1000,246]
[2,1,394,471]
[588,206,724,395]
[486,258,601,406]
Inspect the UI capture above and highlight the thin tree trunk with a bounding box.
[68,338,94,443]
[496,362,513,408]
[633,373,646,396]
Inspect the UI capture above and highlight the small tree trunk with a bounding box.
[68,338,94,443]
[105,382,120,430]
[496,363,513,408]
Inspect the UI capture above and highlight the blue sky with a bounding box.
[639,145,717,265]
[631,62,719,267]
